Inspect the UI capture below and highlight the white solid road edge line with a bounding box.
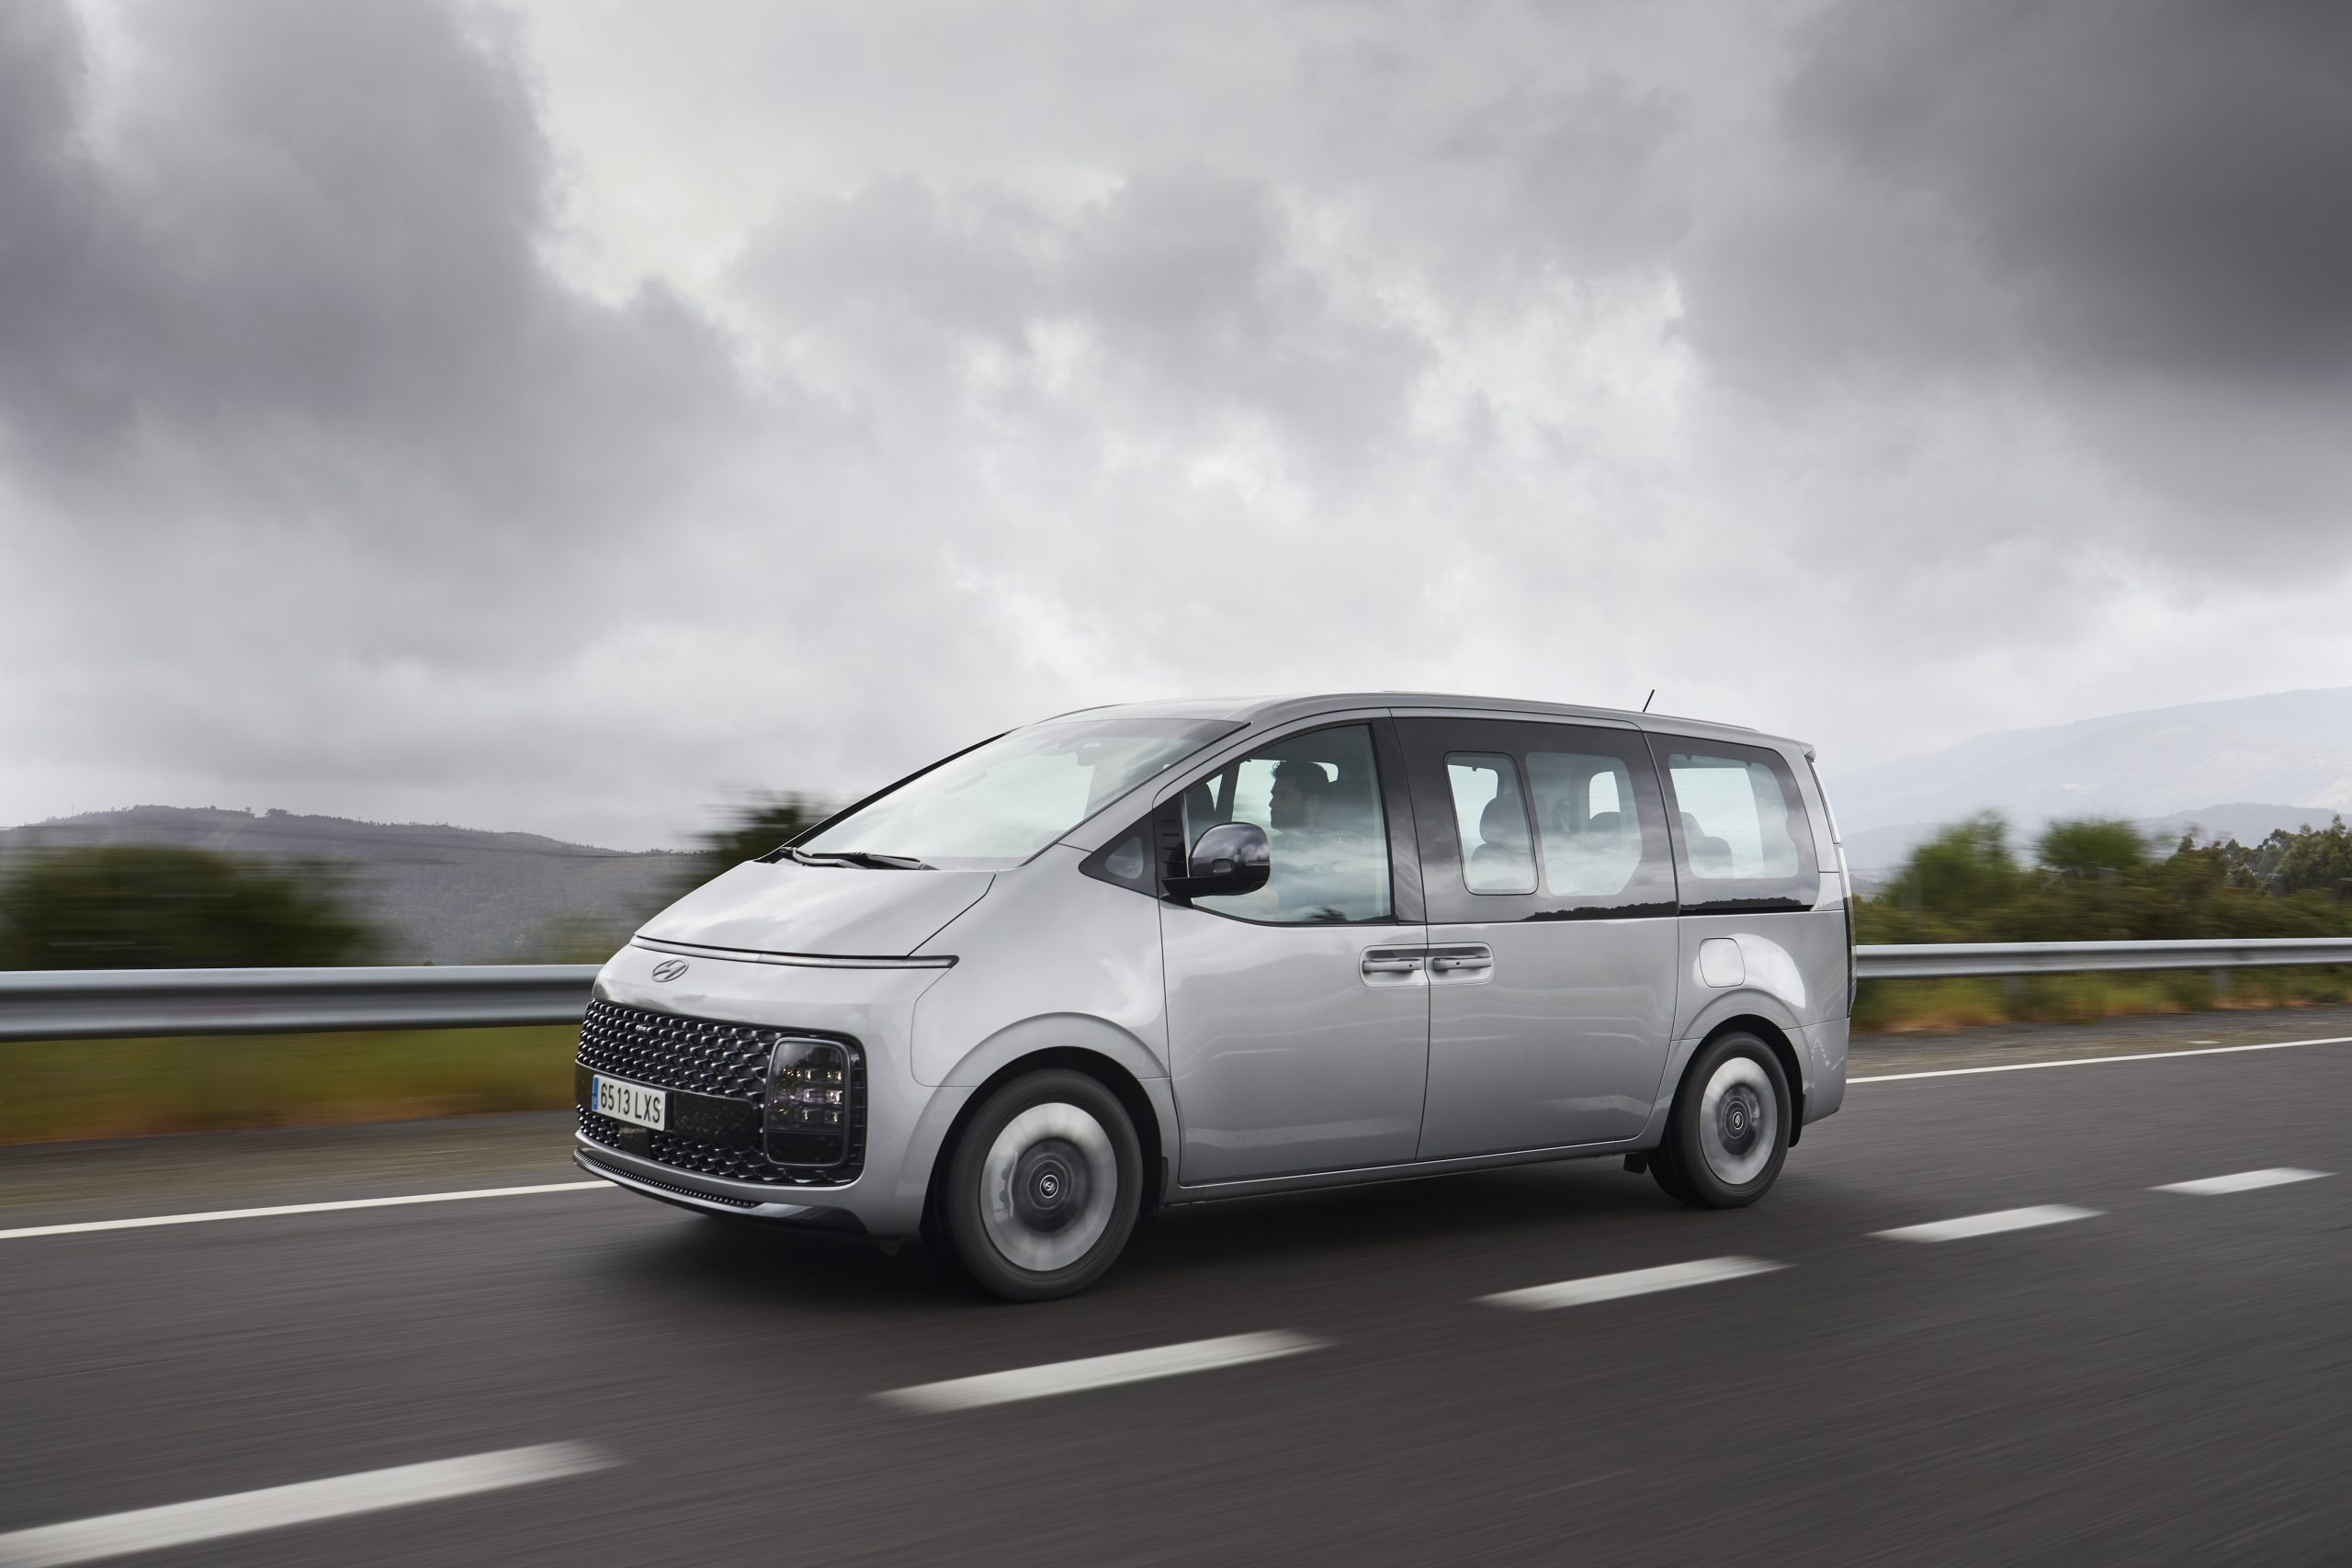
[879,1331,1323,1414]
[1480,1256,1786,1312]
[2154,1168,2331,1196]
[0,1182,610,1242]
[0,1442,611,1568]
[1873,1204,2101,1243]
[1851,1034,2352,1084]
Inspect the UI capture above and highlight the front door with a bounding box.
[1160,720,1430,1184]
[1399,716,1682,1158]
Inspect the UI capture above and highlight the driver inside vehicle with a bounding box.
[1187,728,1394,925]
[1263,756,1384,922]
[1268,757,1331,834]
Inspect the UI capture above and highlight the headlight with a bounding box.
[763,1038,854,1168]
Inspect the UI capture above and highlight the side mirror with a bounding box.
[1167,822,1271,900]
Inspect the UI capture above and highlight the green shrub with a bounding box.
[0,845,382,969]
[1857,814,2352,1030]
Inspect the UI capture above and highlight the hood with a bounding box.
[639,860,994,957]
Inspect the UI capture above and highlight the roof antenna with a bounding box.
[1641,689,1656,714]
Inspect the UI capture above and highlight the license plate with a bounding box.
[592,1074,667,1131]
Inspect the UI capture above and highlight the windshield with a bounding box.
[799,716,1238,871]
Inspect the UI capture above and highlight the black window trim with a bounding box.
[1079,821,1158,894]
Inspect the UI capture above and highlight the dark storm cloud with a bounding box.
[0,0,741,532]
[7,0,2352,850]
[742,167,1430,465]
[0,0,763,847]
[1433,74,1692,280]
[1687,0,2352,387]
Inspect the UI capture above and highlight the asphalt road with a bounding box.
[4,1015,2349,1565]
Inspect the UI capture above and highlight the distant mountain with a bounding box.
[0,807,694,964]
[1830,685,2352,873]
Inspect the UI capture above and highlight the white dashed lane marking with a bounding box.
[1872,1205,2101,1243]
[2154,1168,2330,1196]
[0,1182,609,1242]
[1479,1257,1786,1312]
[1850,1033,2352,1085]
[0,1444,611,1567]
[878,1332,1322,1413]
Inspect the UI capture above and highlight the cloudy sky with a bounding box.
[5,0,2349,849]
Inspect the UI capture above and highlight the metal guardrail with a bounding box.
[3,938,2351,1041]
[1856,938,2352,980]
[0,964,601,1042]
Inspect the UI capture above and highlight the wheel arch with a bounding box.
[920,1043,1174,1236]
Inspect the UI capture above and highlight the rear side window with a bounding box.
[1525,749,1646,900]
[1399,716,1676,924]
[1655,740,1818,912]
[1444,754,1536,895]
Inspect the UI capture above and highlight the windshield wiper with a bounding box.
[777,846,933,870]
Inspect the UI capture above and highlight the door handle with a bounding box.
[1428,946,1493,975]
[1362,955,1423,976]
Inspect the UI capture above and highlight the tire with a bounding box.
[1656,1031,1791,1210]
[940,1069,1143,1302]
[1647,1137,1698,1206]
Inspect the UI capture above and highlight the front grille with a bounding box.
[576,998,776,1098]
[575,999,865,1188]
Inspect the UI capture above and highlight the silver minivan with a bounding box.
[576,694,1852,1299]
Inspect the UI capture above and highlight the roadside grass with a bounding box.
[1,1025,579,1145]
[1858,965,2352,1032]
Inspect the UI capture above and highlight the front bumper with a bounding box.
[574,942,968,1238]
[573,1146,865,1232]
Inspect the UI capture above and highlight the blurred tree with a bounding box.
[1860,813,2352,947]
[0,846,382,969]
[1876,815,2024,927]
[2035,818,2152,879]
[669,792,834,897]
[696,793,831,866]
[2223,817,2352,900]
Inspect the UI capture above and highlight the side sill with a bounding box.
[1164,1134,1653,1205]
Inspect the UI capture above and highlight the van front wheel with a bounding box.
[941,1070,1142,1302]
[1656,1032,1790,1209]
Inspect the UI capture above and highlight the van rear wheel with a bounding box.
[941,1069,1142,1302]
[1655,1032,1790,1209]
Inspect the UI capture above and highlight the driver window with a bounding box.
[1186,726,1392,924]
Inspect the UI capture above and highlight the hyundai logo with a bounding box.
[650,959,689,983]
